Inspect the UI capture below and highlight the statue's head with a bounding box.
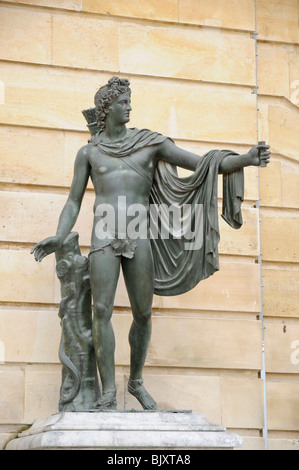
[94,76,131,130]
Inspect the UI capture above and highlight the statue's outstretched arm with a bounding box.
[156,139,201,171]
[157,139,270,173]
[219,143,270,173]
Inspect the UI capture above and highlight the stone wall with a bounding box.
[0,0,298,450]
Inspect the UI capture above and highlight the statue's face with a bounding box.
[107,92,132,126]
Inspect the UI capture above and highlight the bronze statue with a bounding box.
[31,77,270,411]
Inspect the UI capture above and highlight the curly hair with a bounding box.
[94,76,131,130]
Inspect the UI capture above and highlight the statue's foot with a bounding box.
[128,378,157,410]
[94,388,117,410]
[59,401,76,412]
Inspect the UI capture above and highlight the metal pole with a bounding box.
[254,0,269,450]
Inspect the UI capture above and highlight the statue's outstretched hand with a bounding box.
[30,235,62,262]
[247,143,271,167]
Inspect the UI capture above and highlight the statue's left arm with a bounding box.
[157,139,270,172]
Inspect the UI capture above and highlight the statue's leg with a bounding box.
[122,238,157,410]
[89,246,121,408]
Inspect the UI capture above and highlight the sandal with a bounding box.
[128,378,157,410]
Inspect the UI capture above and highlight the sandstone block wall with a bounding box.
[0,0,298,450]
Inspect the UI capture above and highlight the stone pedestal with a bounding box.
[5,411,243,450]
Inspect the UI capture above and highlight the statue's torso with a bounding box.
[88,144,158,247]
[89,144,157,201]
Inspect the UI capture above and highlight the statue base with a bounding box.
[5,411,242,450]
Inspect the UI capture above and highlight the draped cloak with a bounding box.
[89,128,244,297]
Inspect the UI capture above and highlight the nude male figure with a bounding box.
[31,77,270,410]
